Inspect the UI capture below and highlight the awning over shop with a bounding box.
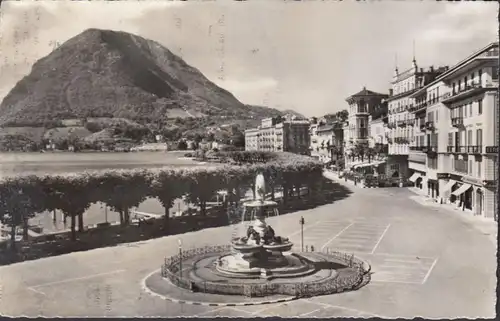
[442,180,457,194]
[409,173,421,183]
[353,161,386,169]
[451,184,472,196]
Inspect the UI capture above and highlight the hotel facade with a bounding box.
[244,116,311,155]
[386,60,448,180]
[408,42,498,220]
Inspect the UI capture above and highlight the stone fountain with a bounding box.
[215,172,311,279]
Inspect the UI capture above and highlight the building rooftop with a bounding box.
[346,87,388,102]
[410,41,499,98]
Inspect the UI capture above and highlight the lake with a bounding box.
[0,151,208,176]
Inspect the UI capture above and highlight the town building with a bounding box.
[344,87,388,168]
[244,116,311,155]
[244,128,259,151]
[309,120,344,166]
[368,103,389,159]
[386,59,448,181]
[408,42,498,220]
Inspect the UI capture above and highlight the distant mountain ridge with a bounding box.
[0,28,296,127]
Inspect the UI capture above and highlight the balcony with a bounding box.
[397,120,407,127]
[442,82,494,105]
[447,145,467,153]
[394,137,409,144]
[425,121,435,131]
[485,146,498,154]
[406,119,415,126]
[410,146,425,152]
[451,117,464,128]
[422,145,437,153]
[467,145,482,154]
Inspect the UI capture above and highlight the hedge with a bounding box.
[0,152,323,249]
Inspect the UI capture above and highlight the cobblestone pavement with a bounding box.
[0,178,496,318]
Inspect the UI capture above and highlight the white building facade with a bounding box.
[409,42,498,220]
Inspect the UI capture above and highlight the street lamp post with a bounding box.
[299,216,305,252]
[178,239,183,278]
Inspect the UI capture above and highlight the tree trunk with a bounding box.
[124,208,130,225]
[119,210,124,226]
[282,184,289,205]
[200,201,207,216]
[10,222,16,252]
[295,185,301,199]
[251,184,256,200]
[70,215,76,241]
[22,216,29,241]
[163,207,170,231]
[78,213,84,232]
[270,185,275,201]
[52,210,57,222]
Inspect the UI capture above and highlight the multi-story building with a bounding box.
[386,60,448,180]
[309,120,321,159]
[244,116,311,155]
[309,122,344,165]
[344,87,388,167]
[244,128,259,151]
[408,42,498,220]
[368,103,389,159]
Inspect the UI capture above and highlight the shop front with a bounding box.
[451,183,473,211]
[408,171,425,191]
[427,179,439,199]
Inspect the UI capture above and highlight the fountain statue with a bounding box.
[216,172,301,278]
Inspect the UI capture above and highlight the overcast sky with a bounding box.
[0,0,497,117]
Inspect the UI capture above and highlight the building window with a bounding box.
[469,103,473,117]
[479,69,482,84]
[469,159,473,175]
[428,157,438,169]
[478,100,483,115]
[467,130,473,146]
[493,67,499,80]
[448,133,453,147]
[476,128,483,146]
[477,159,482,177]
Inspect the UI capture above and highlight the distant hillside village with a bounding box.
[246,42,499,222]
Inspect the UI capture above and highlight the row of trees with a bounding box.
[346,142,387,163]
[0,152,323,252]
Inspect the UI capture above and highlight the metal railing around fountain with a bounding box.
[161,245,371,298]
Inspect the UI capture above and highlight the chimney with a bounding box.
[430,66,434,72]
[389,89,393,96]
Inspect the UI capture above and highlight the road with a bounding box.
[0,178,496,318]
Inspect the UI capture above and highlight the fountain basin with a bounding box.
[263,242,293,252]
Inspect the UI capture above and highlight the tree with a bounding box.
[185,168,225,216]
[94,170,153,226]
[177,140,188,150]
[354,142,367,162]
[366,147,376,163]
[0,176,45,250]
[336,109,349,122]
[151,169,186,231]
[42,174,94,241]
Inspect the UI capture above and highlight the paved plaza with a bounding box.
[0,178,496,318]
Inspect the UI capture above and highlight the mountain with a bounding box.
[0,28,286,127]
